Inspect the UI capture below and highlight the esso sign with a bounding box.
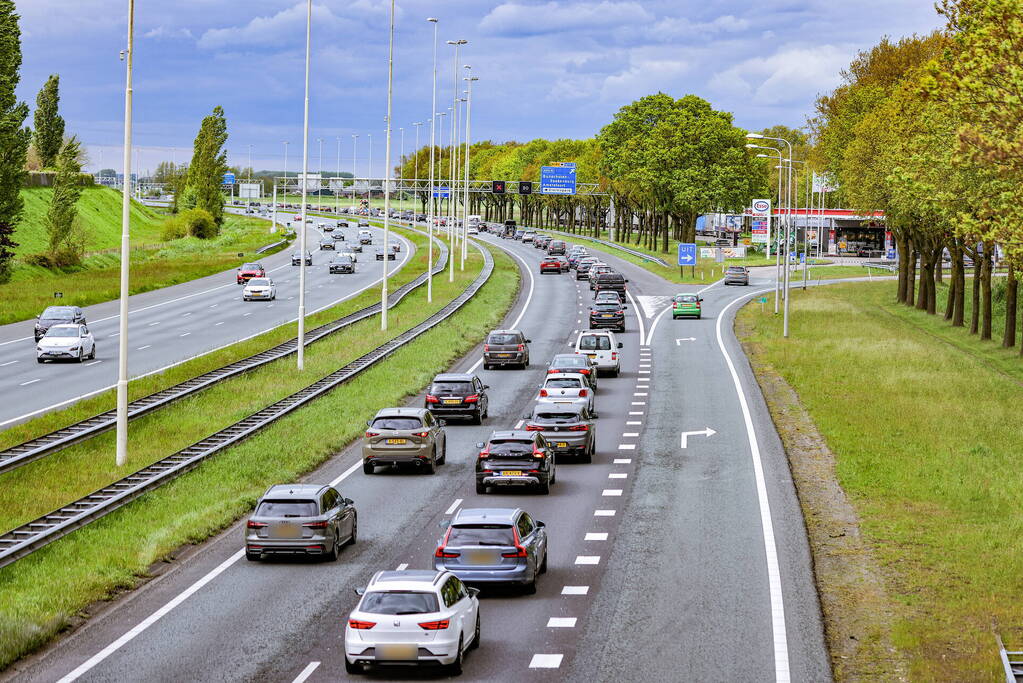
[752,199,771,216]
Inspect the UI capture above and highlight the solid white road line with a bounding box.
[529,654,563,669]
[445,499,463,515]
[547,618,577,628]
[291,661,320,683]
[575,556,600,565]
[715,288,790,682]
[19,378,40,386]
[625,289,646,342]
[562,585,589,595]
[0,359,18,366]
[585,532,608,541]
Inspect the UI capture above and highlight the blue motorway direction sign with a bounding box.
[677,242,697,266]
[432,186,450,198]
[222,172,236,185]
[540,165,577,195]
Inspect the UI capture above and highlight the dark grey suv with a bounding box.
[524,404,595,463]
[245,484,357,561]
[426,373,489,424]
[482,329,530,370]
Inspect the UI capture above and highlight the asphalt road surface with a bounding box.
[0,216,413,428]
[6,234,831,682]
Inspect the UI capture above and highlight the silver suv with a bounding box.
[362,407,446,474]
[244,484,357,561]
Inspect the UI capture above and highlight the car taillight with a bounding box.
[579,389,588,397]
[418,619,450,630]
[532,448,546,459]
[464,394,479,403]
[504,529,529,557]
[539,389,548,397]
[525,424,543,431]
[303,520,329,529]
[696,302,701,307]
[483,344,490,352]
[412,431,430,438]
[517,344,525,351]
[611,353,618,361]
[246,520,267,529]
[477,448,490,459]
[569,424,589,431]
[425,394,439,404]
[579,368,590,375]
[348,619,376,630]
[547,369,557,374]
[365,431,379,438]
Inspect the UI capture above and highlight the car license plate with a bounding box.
[443,399,461,405]
[385,438,407,445]
[586,354,597,359]
[272,522,301,539]
[502,470,523,476]
[556,442,568,448]
[377,643,417,661]
[466,549,498,565]
[497,353,512,358]
[601,314,613,318]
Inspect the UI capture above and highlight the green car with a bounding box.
[672,293,703,319]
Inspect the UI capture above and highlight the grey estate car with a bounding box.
[362,407,447,474]
[245,484,357,561]
[482,329,531,370]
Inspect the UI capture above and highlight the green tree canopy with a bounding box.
[32,73,63,168]
[185,105,228,227]
[0,0,30,283]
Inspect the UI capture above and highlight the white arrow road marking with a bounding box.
[636,295,672,319]
[675,337,696,345]
[679,427,717,449]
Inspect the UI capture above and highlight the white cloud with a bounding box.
[198,3,349,50]
[480,1,654,36]
[653,14,751,39]
[144,26,194,41]
[708,44,852,105]
[600,58,690,103]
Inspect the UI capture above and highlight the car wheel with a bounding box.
[483,363,491,371]
[469,612,481,650]
[362,461,374,475]
[524,572,538,595]
[471,409,482,426]
[537,478,550,495]
[347,516,358,545]
[36,357,44,364]
[423,457,435,475]
[344,658,361,675]
[580,445,593,464]
[324,534,339,562]
[89,345,96,360]
[540,550,548,574]
[77,348,84,363]
[612,367,620,377]
[245,551,260,562]
[437,445,446,466]
[448,637,464,675]
[475,481,486,495]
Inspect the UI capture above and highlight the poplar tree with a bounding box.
[45,137,85,265]
[185,105,228,229]
[0,1,30,283]
[33,73,63,168]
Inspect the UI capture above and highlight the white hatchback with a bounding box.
[536,372,595,416]
[345,570,480,676]
[573,329,622,376]
[37,323,96,363]
[242,277,277,301]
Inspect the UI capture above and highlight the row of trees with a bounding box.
[813,0,1022,352]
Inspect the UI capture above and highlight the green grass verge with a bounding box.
[736,281,1023,680]
[0,243,517,671]
[0,213,285,325]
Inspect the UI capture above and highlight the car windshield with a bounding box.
[487,333,519,345]
[545,377,582,388]
[360,591,439,615]
[41,307,74,321]
[675,295,698,303]
[254,500,317,517]
[578,335,611,351]
[241,263,261,270]
[487,440,534,455]
[248,279,270,286]
[552,356,587,368]
[44,325,79,338]
[333,256,352,263]
[372,417,423,430]
[449,524,515,546]
[533,411,582,424]
[432,382,473,394]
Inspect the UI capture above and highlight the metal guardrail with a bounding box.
[255,239,289,254]
[536,228,671,266]
[999,635,1023,682]
[0,242,493,570]
[0,228,447,477]
[862,262,897,272]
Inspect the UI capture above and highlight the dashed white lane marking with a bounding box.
[562,585,589,595]
[0,360,18,366]
[594,509,616,516]
[86,360,103,366]
[639,364,651,368]
[630,401,646,406]
[396,563,409,571]
[180,333,191,337]
[613,458,632,464]
[19,378,40,386]
[444,499,463,515]
[602,489,623,496]
[514,419,524,429]
[243,312,253,317]
[626,421,642,425]
[215,321,225,326]
[639,370,651,374]
[182,312,192,317]
[529,654,563,669]
[576,319,581,323]
[633,392,648,397]
[288,296,294,300]
[148,321,160,326]
[617,444,636,451]
[575,555,600,565]
[547,617,577,628]
[622,432,639,437]
[291,661,320,683]
[137,345,151,350]
[209,304,218,308]
[609,472,628,479]
[108,332,120,338]
[585,532,608,541]
[628,411,644,415]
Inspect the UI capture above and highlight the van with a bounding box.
[572,330,622,377]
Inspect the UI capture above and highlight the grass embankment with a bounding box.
[0,213,283,325]
[0,243,518,670]
[737,281,1023,681]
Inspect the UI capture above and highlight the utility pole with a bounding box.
[115,0,135,467]
[462,69,478,270]
[380,0,396,330]
[297,0,312,370]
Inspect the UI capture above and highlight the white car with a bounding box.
[536,372,595,416]
[467,226,479,235]
[358,229,373,245]
[339,248,359,262]
[37,323,96,363]
[242,277,277,301]
[573,329,622,376]
[345,570,480,675]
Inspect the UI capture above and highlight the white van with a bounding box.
[573,330,622,377]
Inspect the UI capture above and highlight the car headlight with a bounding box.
[69,346,79,352]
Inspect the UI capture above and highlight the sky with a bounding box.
[14,0,944,177]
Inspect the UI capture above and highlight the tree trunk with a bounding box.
[980,244,993,341]
[944,243,956,321]
[925,248,940,314]
[953,245,965,327]
[970,254,981,335]
[907,242,917,308]
[1002,262,1017,348]
[896,234,909,303]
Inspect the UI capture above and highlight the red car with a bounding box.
[539,256,564,274]
[236,262,266,284]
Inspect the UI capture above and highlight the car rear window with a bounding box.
[594,303,620,311]
[449,525,515,545]
[578,335,611,351]
[727,267,745,272]
[41,306,74,320]
[432,382,473,394]
[361,591,439,615]
[545,377,583,388]
[372,417,423,430]
[487,440,534,455]
[533,411,582,424]
[487,333,519,345]
[552,356,587,368]
[675,295,697,303]
[255,500,318,517]
[248,278,270,286]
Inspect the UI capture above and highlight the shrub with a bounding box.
[160,217,187,241]
[180,208,218,239]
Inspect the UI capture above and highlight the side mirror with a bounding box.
[354,587,365,596]
[483,384,490,389]
[366,419,373,427]
[617,342,623,349]
[438,419,447,426]
[437,519,451,529]
[535,520,546,528]
[475,442,485,449]
[468,587,480,598]
[625,279,630,282]
[344,498,354,506]
[525,339,532,343]
[699,298,704,302]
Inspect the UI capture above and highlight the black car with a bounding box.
[425,373,489,424]
[34,305,86,341]
[513,229,526,240]
[319,239,335,251]
[524,404,594,463]
[331,231,345,241]
[546,353,598,390]
[575,258,599,279]
[547,240,567,255]
[475,431,555,495]
[589,301,626,332]
[593,272,628,299]
[292,251,313,266]
[482,329,530,370]
[375,248,396,261]
[329,255,356,274]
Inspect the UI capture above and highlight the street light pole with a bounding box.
[380,0,396,331]
[399,126,404,221]
[297,0,312,371]
[750,145,785,314]
[412,120,423,228]
[351,134,359,203]
[462,69,478,271]
[115,0,135,467]
[368,133,373,198]
[335,136,342,215]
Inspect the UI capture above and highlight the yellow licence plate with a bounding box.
[443,399,461,405]
[601,314,613,318]
[377,643,417,660]
[586,354,597,359]
[502,470,523,476]
[386,438,407,445]
[556,442,568,448]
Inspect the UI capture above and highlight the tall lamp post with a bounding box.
[748,133,794,337]
[297,0,312,370]
[380,0,396,331]
[426,18,440,301]
[462,68,478,270]
[749,145,786,314]
[115,0,136,467]
[412,120,423,229]
[367,133,373,198]
[351,134,359,202]
[446,40,467,239]
[399,126,404,220]
[335,136,342,215]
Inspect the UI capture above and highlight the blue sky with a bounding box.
[15,0,943,176]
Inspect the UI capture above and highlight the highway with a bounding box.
[6,233,831,682]
[0,217,413,427]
